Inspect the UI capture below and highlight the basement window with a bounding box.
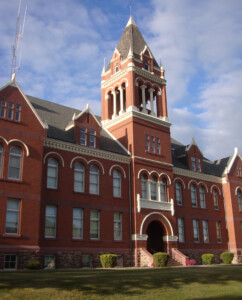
[4,254,17,270]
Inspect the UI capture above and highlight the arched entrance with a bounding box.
[147,221,165,254]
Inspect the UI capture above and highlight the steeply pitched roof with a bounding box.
[107,17,159,70]
[27,95,129,156]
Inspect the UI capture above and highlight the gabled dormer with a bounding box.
[110,48,122,75]
[140,45,154,72]
[186,138,203,172]
[224,147,242,178]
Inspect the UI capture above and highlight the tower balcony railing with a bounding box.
[137,194,174,215]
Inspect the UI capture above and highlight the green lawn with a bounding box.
[1,266,242,300]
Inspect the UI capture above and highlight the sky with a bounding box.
[0,0,242,161]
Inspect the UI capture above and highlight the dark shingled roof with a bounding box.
[171,138,229,177]
[107,17,159,70]
[27,95,129,156]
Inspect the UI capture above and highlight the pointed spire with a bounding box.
[126,16,137,27]
[11,72,16,82]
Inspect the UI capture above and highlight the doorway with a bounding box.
[147,221,165,254]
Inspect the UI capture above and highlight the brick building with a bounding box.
[0,17,242,269]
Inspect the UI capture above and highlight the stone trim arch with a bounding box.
[137,168,150,179]
[197,182,209,193]
[43,152,65,167]
[140,212,174,236]
[87,159,105,175]
[70,156,88,168]
[173,177,186,189]
[150,170,160,178]
[0,136,8,145]
[210,184,221,195]
[109,164,126,178]
[159,172,171,185]
[9,139,30,157]
[188,179,198,190]
[235,186,242,195]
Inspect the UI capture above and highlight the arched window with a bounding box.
[74,162,85,192]
[238,189,242,211]
[47,158,58,189]
[160,178,167,202]
[89,165,99,194]
[150,176,157,200]
[141,174,148,199]
[213,189,219,210]
[0,144,3,177]
[175,182,183,205]
[199,186,206,208]
[113,170,121,197]
[8,146,22,180]
[191,184,197,207]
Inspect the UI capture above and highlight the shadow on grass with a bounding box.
[1,266,242,298]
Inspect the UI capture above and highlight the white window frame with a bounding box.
[80,128,87,146]
[44,255,55,268]
[141,174,148,199]
[193,219,200,242]
[160,178,167,202]
[145,135,149,151]
[175,182,183,205]
[113,170,121,197]
[196,158,201,172]
[178,218,185,243]
[89,129,96,148]
[213,189,219,210]
[191,185,197,207]
[191,157,196,171]
[202,220,209,243]
[216,221,222,243]
[114,212,122,241]
[8,146,22,180]
[72,208,83,239]
[156,137,160,154]
[151,136,155,153]
[199,186,206,208]
[90,210,100,240]
[74,162,85,192]
[150,176,157,200]
[5,198,20,235]
[89,165,99,195]
[45,205,57,238]
[4,254,17,270]
[47,158,58,189]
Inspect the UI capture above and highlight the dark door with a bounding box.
[147,221,164,254]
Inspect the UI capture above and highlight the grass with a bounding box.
[0,265,242,300]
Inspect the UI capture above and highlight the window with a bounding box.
[216,221,222,243]
[193,219,200,242]
[156,138,160,154]
[89,129,96,148]
[196,158,201,172]
[160,178,167,202]
[4,254,17,270]
[47,158,58,189]
[114,62,119,73]
[113,170,121,197]
[74,162,85,192]
[213,189,219,210]
[114,212,122,240]
[238,189,242,211]
[5,198,20,234]
[199,186,206,208]
[0,101,21,121]
[90,210,100,239]
[202,220,209,243]
[151,137,155,153]
[8,146,22,180]
[73,208,83,239]
[237,166,242,177]
[145,135,149,151]
[45,205,57,238]
[7,103,13,119]
[191,156,201,172]
[15,105,21,121]
[89,165,99,194]
[0,144,3,176]
[175,182,183,205]
[0,101,6,118]
[191,185,197,207]
[82,255,92,268]
[178,218,185,242]
[80,128,87,146]
[141,174,148,199]
[150,176,157,200]
[191,157,196,171]
[44,255,55,268]
[145,59,150,71]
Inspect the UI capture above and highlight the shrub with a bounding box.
[201,253,214,265]
[26,260,42,270]
[100,254,117,268]
[153,252,169,267]
[220,252,234,264]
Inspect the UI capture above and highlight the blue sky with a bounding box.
[1,0,242,160]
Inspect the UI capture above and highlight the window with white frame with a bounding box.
[80,128,87,146]
[175,182,183,205]
[74,162,85,192]
[45,205,57,238]
[4,254,17,270]
[89,129,96,148]
[15,105,21,121]
[44,255,55,268]
[89,165,99,194]
[191,157,196,171]
[213,189,219,210]
[90,210,100,239]
[73,208,83,239]
[114,212,122,240]
[0,101,6,118]
[156,138,160,154]
[0,144,3,176]
[113,170,121,197]
[151,137,155,153]
[216,221,222,243]
[141,174,148,199]
[145,135,149,151]
[150,176,157,200]
[8,146,22,180]
[238,189,242,211]
[178,218,185,242]
[5,198,20,234]
[160,178,167,202]
[191,185,197,207]
[199,186,206,208]
[145,59,150,71]
[202,220,209,243]
[47,158,58,189]
[193,219,200,242]
[7,103,14,119]
[196,158,201,172]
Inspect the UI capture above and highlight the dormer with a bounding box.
[186,138,203,172]
[140,45,154,72]
[110,48,121,75]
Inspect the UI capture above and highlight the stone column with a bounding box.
[140,85,147,114]
[118,86,124,115]
[148,88,155,116]
[112,90,118,119]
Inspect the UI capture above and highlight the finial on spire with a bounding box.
[102,58,106,74]
[126,16,137,27]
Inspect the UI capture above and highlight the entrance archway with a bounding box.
[147,221,165,254]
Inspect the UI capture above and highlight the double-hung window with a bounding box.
[0,101,6,118]
[213,190,219,210]
[150,176,157,200]
[156,138,160,154]
[45,205,57,238]
[74,162,85,192]
[89,130,96,148]
[141,174,148,199]
[73,208,83,239]
[191,185,197,207]
[0,144,3,176]
[90,210,100,239]
[145,135,149,151]
[113,170,121,197]
[89,165,99,194]
[199,186,206,208]
[5,198,20,234]
[8,146,22,180]
[175,182,183,205]
[47,158,58,189]
[80,128,87,146]
[160,178,167,202]
[178,218,185,242]
[202,220,209,243]
[193,219,200,242]
[114,212,122,240]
